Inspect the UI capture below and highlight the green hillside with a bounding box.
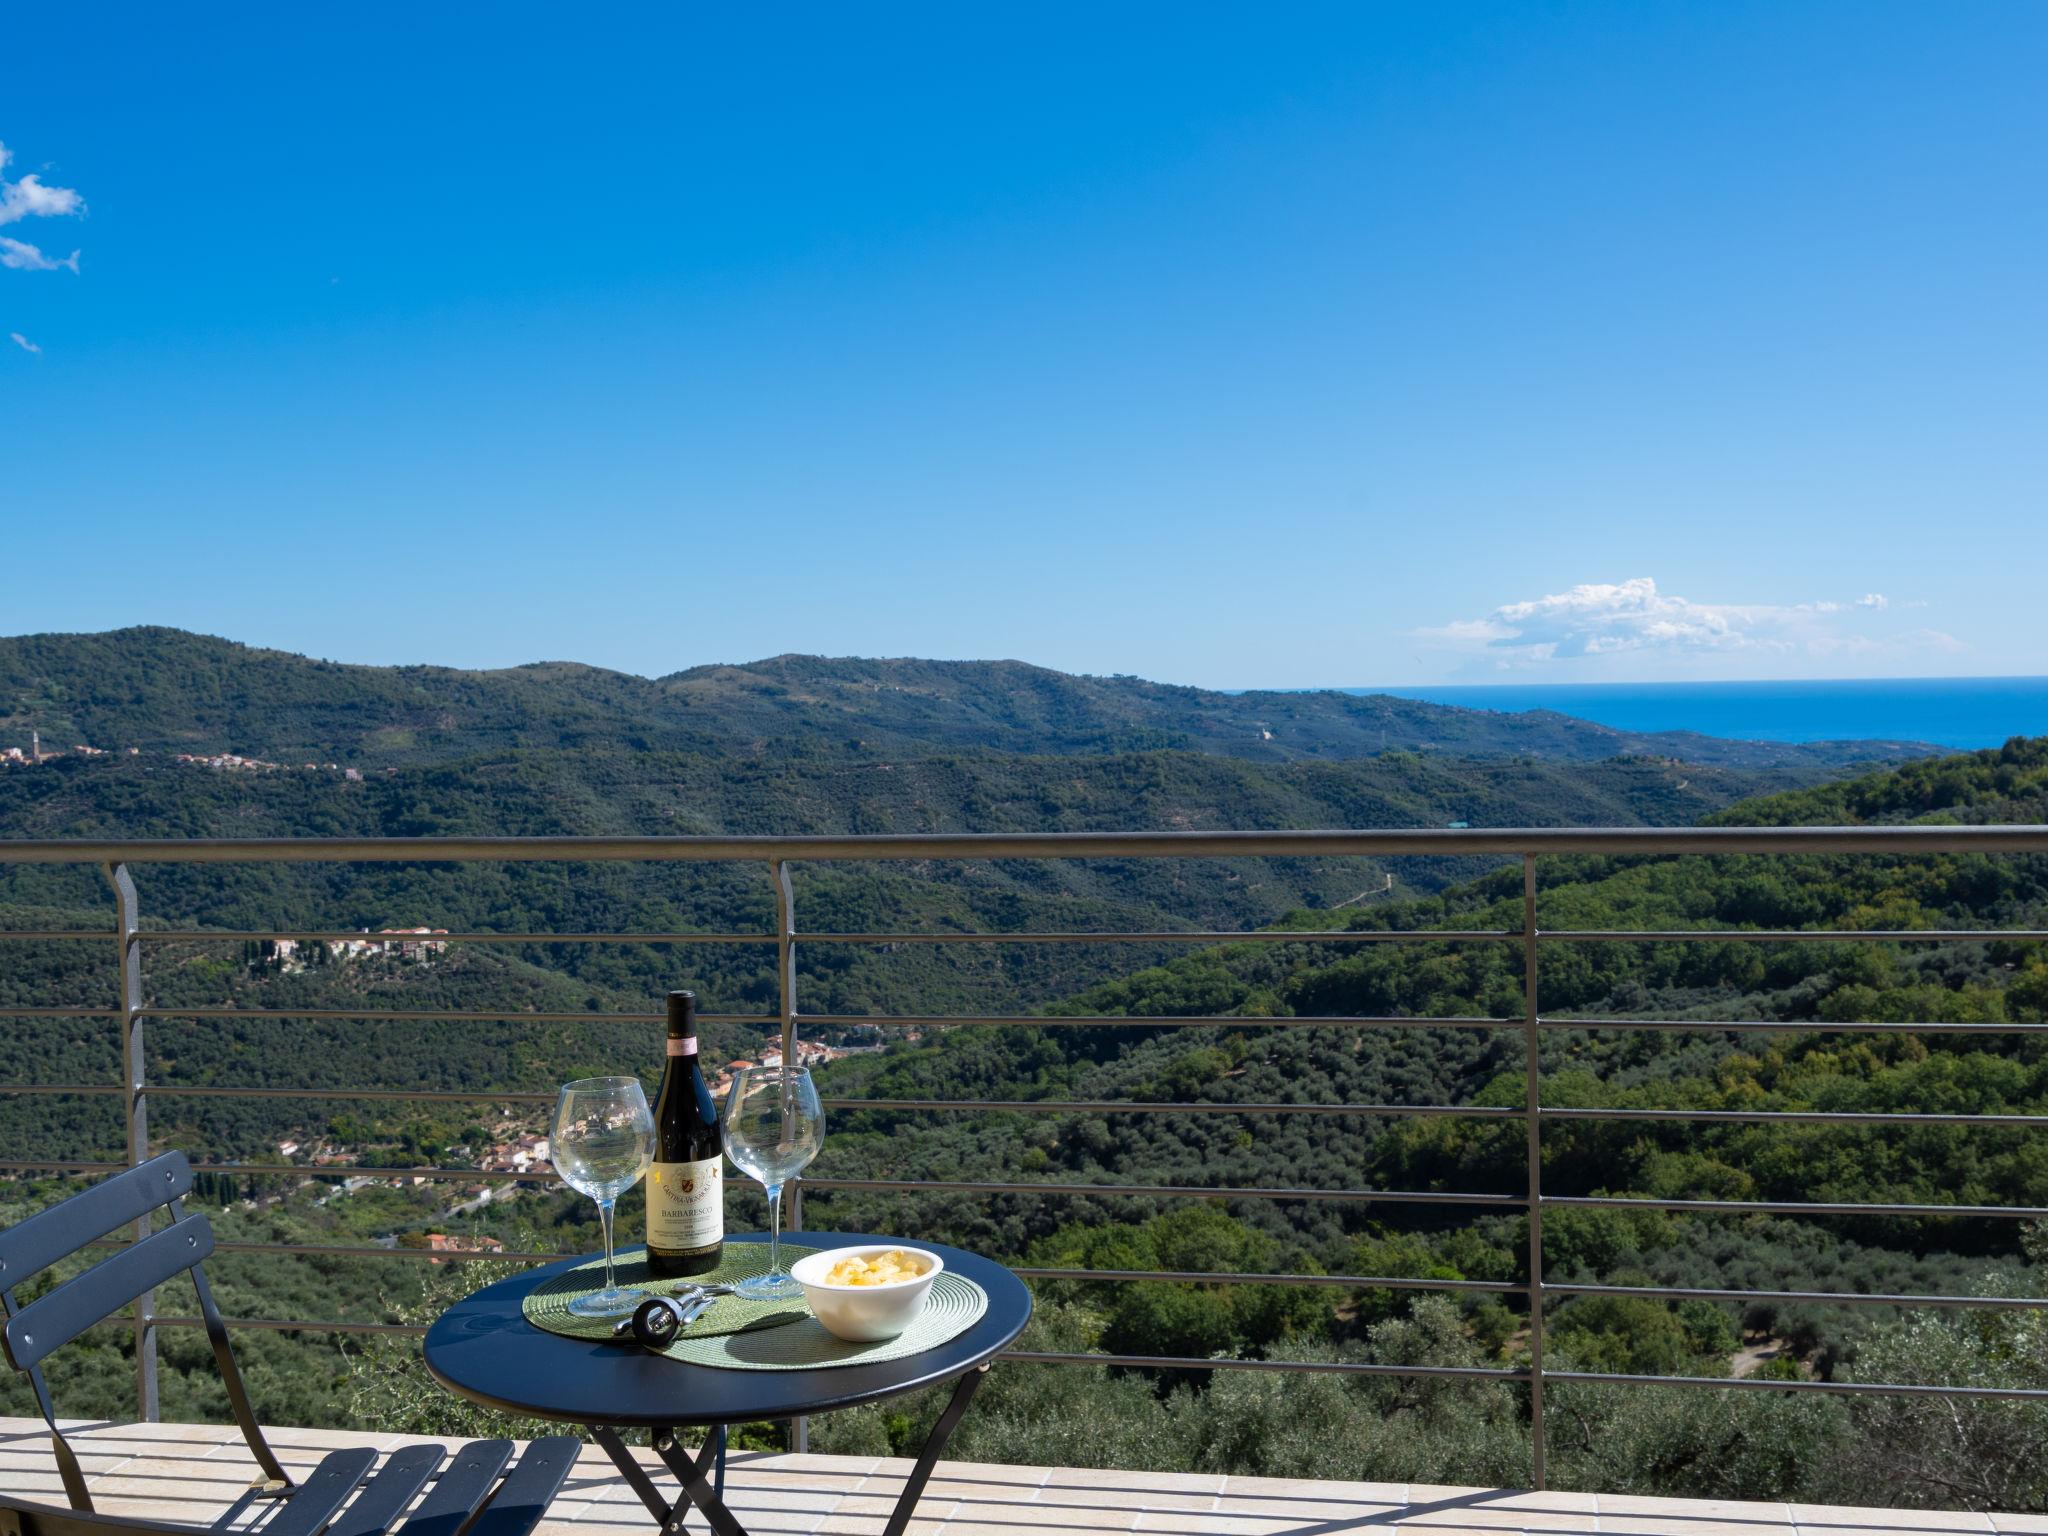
[783,739,2048,1505]
[2,641,2041,1510]
[0,626,1930,768]
[0,738,1822,1165]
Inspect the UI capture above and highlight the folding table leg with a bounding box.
[591,1424,681,1530]
[653,1427,747,1536]
[882,1363,989,1536]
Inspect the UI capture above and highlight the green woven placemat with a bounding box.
[662,1271,987,1371]
[519,1245,989,1370]
[523,1244,822,1341]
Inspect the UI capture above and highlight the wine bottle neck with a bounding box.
[666,1034,698,1057]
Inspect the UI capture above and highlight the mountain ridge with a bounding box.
[0,626,1934,771]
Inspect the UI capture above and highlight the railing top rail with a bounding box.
[3,825,2048,864]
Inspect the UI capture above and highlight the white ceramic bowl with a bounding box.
[790,1245,943,1342]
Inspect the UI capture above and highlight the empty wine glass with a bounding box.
[721,1064,825,1302]
[551,1076,657,1317]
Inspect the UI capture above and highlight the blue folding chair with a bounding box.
[0,1151,577,1535]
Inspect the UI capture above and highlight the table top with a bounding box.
[422,1232,1033,1428]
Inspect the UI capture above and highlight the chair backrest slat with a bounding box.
[0,1154,192,1289]
[3,1217,214,1373]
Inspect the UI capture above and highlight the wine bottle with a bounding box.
[646,989,724,1276]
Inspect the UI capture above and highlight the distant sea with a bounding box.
[1341,677,2048,750]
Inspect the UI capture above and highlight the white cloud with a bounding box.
[0,236,79,272]
[8,331,39,354]
[1419,577,1952,667]
[0,142,85,275]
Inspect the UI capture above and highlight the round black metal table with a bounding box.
[424,1232,1032,1536]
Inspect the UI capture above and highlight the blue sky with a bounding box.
[3,3,2043,687]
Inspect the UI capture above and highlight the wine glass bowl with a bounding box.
[552,1076,657,1318]
[720,1064,825,1302]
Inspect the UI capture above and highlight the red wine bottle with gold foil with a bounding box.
[645,990,724,1276]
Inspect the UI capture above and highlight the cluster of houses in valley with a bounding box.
[707,1035,844,1097]
[178,752,372,779]
[481,1130,552,1175]
[413,1232,506,1261]
[261,1034,865,1238]
[259,928,451,970]
[3,730,380,779]
[0,731,127,765]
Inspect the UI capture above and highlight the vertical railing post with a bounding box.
[1521,854,1545,1489]
[773,858,800,1233]
[105,862,158,1423]
[771,857,809,1454]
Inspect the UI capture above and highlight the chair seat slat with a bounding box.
[326,1444,446,1536]
[460,1437,581,1536]
[260,1448,380,1536]
[393,1439,514,1536]
[0,1153,193,1288]
[3,1218,213,1373]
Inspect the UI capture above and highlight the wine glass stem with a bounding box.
[597,1197,619,1295]
[765,1183,783,1274]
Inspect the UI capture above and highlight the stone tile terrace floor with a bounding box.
[4,1418,2044,1536]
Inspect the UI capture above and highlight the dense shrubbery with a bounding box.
[7,684,2048,1509]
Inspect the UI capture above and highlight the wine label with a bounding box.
[646,1155,723,1250]
[666,1036,697,1056]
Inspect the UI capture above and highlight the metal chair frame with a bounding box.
[0,1152,575,1536]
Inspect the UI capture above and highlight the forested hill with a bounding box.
[1048,735,2048,1038]
[798,739,2048,1451]
[1,627,1928,769]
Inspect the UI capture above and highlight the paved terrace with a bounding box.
[4,1418,2044,1536]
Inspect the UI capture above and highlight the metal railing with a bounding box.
[4,827,2048,1488]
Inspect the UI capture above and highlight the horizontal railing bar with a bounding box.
[1544,1281,2048,1311]
[0,1081,1514,1115]
[83,1237,580,1264]
[800,929,1516,945]
[0,1084,123,1096]
[213,1240,576,1263]
[998,1350,1530,1380]
[3,1081,2028,1127]
[148,1084,560,1104]
[1016,1267,1523,1292]
[31,924,2046,948]
[155,1314,427,1337]
[138,1319,2048,1390]
[1541,1107,2048,1128]
[135,1007,768,1025]
[112,1236,1529,1292]
[20,1168,2041,1214]
[800,1177,1525,1205]
[114,1236,2048,1307]
[1546,1369,2048,1400]
[1547,1195,2048,1219]
[823,1097,1522,1119]
[1544,1016,2048,1036]
[27,1007,2048,1036]
[799,1013,1516,1030]
[6,826,2048,865]
[1543,929,2048,943]
[182,1163,558,1183]
[137,930,773,946]
[0,1159,129,1173]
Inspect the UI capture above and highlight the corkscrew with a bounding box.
[612,1283,736,1349]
